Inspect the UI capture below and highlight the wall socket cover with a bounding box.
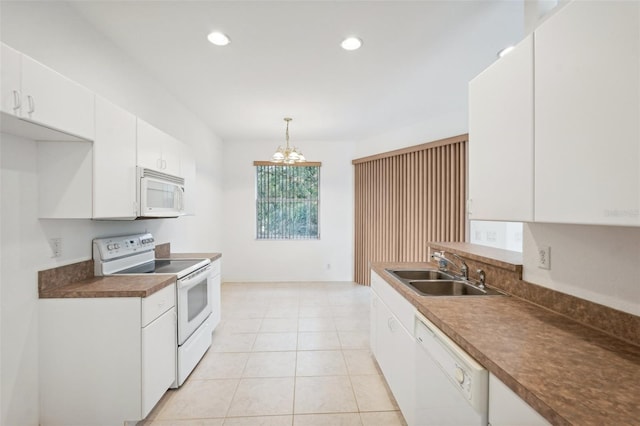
[538,245,551,270]
[49,237,62,258]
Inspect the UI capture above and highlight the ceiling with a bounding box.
[68,1,524,142]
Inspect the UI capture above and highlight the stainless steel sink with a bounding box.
[386,269,454,281]
[385,268,504,297]
[407,280,503,296]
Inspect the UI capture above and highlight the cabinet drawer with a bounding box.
[142,283,176,327]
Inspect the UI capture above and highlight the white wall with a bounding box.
[354,109,468,159]
[223,139,354,282]
[470,221,523,252]
[0,3,223,425]
[523,223,640,316]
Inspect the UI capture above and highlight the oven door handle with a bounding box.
[178,266,211,289]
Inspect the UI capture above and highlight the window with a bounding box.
[255,163,320,240]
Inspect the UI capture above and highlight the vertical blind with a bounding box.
[353,134,467,285]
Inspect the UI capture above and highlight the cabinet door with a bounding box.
[137,118,182,176]
[210,261,222,330]
[369,293,378,357]
[21,54,94,140]
[94,96,137,219]
[489,373,550,425]
[535,1,640,226]
[162,135,182,177]
[1,43,22,116]
[373,291,396,383]
[372,290,415,426]
[142,307,177,418]
[391,316,416,426]
[137,118,165,171]
[181,144,196,215]
[468,35,534,222]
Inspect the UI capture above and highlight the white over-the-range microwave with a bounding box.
[137,167,186,218]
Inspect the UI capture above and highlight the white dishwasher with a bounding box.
[414,312,488,426]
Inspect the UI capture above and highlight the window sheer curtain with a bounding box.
[353,134,467,285]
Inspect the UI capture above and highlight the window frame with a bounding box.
[253,161,322,241]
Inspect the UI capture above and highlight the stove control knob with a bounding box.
[114,243,120,249]
[107,244,114,250]
[455,366,465,385]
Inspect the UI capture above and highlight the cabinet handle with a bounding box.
[157,158,162,169]
[12,90,21,112]
[387,317,396,332]
[27,95,35,114]
[162,159,167,170]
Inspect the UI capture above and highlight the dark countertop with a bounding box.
[372,261,640,426]
[39,274,176,298]
[39,252,221,299]
[167,252,222,262]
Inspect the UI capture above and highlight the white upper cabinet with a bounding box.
[181,143,197,216]
[468,35,534,222]
[534,0,639,226]
[1,43,22,116]
[93,96,138,219]
[137,118,182,177]
[1,43,95,141]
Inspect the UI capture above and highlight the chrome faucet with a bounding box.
[476,269,486,289]
[431,251,469,280]
[451,253,469,280]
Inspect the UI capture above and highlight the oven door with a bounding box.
[139,170,185,218]
[177,265,212,345]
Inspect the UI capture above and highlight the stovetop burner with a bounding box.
[117,259,206,275]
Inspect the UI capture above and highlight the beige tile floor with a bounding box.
[142,282,407,426]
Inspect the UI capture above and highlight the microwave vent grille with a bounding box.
[141,168,185,185]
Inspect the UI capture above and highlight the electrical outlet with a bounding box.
[538,246,551,270]
[49,238,62,258]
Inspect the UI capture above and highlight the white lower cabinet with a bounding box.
[489,373,550,426]
[39,284,177,426]
[370,271,416,426]
[210,258,222,331]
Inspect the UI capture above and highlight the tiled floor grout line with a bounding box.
[145,283,405,425]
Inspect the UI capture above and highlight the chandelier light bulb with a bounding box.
[271,118,306,164]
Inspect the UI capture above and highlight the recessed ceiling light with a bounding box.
[341,37,362,51]
[207,31,230,46]
[497,45,515,58]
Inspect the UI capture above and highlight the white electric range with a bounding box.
[93,233,214,387]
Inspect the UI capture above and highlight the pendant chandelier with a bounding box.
[271,117,306,164]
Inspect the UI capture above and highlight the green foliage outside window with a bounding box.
[256,165,320,239]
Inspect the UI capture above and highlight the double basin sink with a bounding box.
[385,269,504,297]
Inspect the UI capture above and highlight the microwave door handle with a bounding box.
[173,185,182,212]
[179,186,185,212]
